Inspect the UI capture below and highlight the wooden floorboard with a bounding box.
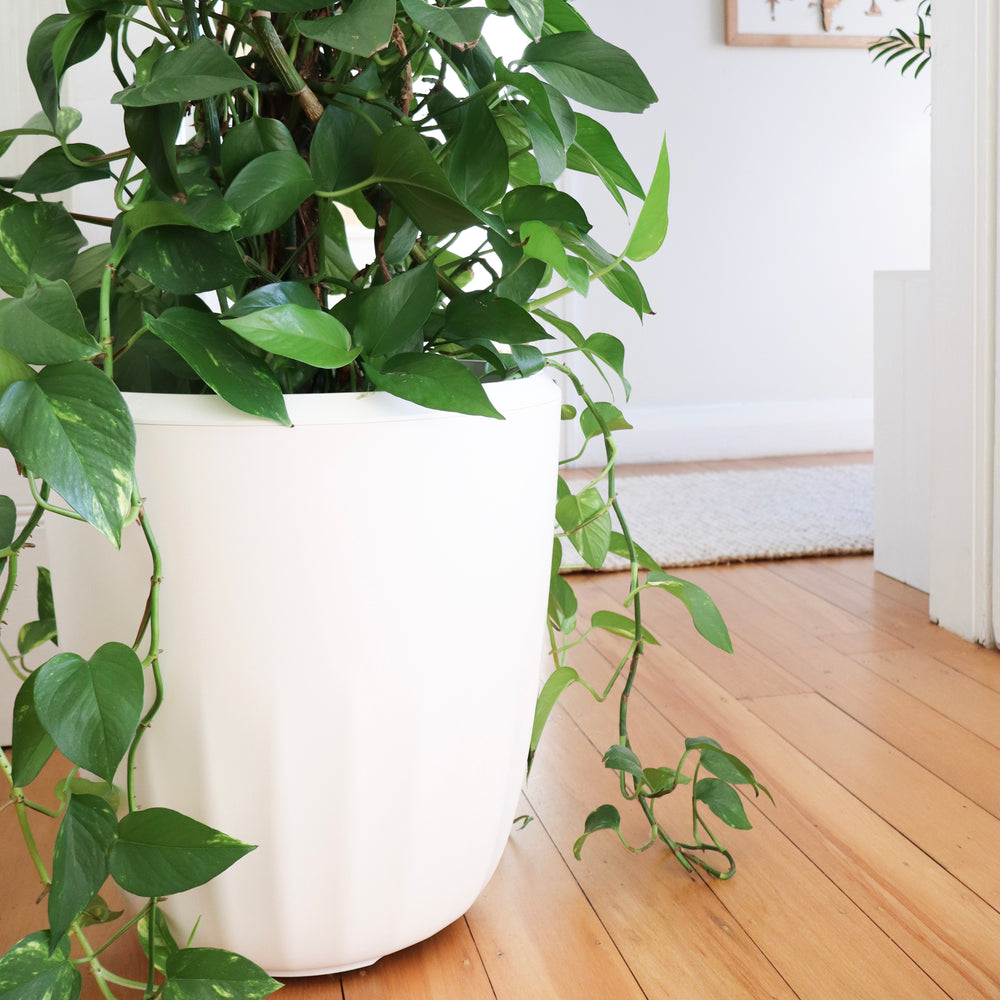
[4,551,1000,999]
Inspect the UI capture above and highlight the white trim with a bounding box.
[928,0,998,644]
[564,398,873,466]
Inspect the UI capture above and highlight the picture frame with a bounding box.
[724,0,922,49]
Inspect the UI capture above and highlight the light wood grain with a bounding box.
[6,543,1000,1000]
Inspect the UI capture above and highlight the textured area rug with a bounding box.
[564,463,874,571]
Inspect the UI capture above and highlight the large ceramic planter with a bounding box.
[46,375,561,976]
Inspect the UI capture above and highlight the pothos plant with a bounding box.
[0,1,770,997]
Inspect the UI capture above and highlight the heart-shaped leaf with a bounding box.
[0,279,100,364]
[523,31,657,113]
[694,778,753,831]
[295,0,395,56]
[400,0,491,44]
[163,949,281,1000]
[112,36,250,107]
[110,808,255,897]
[224,150,315,238]
[0,363,135,543]
[0,201,85,295]
[33,643,144,781]
[12,144,110,195]
[0,932,81,1000]
[221,305,359,369]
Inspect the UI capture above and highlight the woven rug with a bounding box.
[563,463,874,571]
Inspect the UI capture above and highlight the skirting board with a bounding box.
[563,398,875,466]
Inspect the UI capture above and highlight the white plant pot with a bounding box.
[45,376,561,976]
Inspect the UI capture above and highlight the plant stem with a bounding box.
[251,13,324,123]
[126,504,164,812]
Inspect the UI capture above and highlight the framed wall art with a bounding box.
[725,0,924,48]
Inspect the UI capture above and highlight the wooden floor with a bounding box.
[5,464,1000,998]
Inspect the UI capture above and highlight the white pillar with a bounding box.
[928,0,1000,645]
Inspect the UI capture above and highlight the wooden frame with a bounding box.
[724,0,909,49]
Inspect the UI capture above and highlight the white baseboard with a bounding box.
[563,398,874,466]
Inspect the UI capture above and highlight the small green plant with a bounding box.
[869,0,931,78]
[0,2,768,996]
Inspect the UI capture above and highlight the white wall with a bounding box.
[567,0,931,463]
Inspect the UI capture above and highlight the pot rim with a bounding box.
[122,373,560,427]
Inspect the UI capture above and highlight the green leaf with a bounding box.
[694,778,753,831]
[607,532,659,573]
[511,0,545,37]
[501,187,590,232]
[220,305,359,369]
[49,795,119,948]
[225,150,315,239]
[349,262,439,359]
[112,36,250,107]
[228,282,320,316]
[400,0,491,44]
[0,279,100,364]
[0,201,85,295]
[523,31,657,113]
[121,227,250,294]
[573,237,651,318]
[310,99,392,193]
[37,565,56,623]
[28,13,105,127]
[530,665,579,761]
[448,98,509,209]
[567,114,644,204]
[590,610,658,645]
[520,220,571,280]
[221,116,298,182]
[124,103,185,196]
[699,748,757,786]
[442,293,550,346]
[11,670,56,788]
[580,401,631,441]
[146,308,290,425]
[0,932,81,1000]
[0,495,15,549]
[121,193,240,236]
[110,808,255,897]
[602,744,645,785]
[18,619,58,657]
[643,766,690,795]
[33,643,144,781]
[556,487,611,569]
[367,353,504,419]
[54,777,121,813]
[625,136,670,262]
[163,948,282,1000]
[137,908,180,976]
[498,66,577,147]
[542,0,591,32]
[295,0,395,56]
[517,108,566,184]
[373,126,477,235]
[583,333,630,397]
[0,364,135,543]
[641,571,733,654]
[572,804,621,859]
[12,144,110,195]
[77,894,124,929]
